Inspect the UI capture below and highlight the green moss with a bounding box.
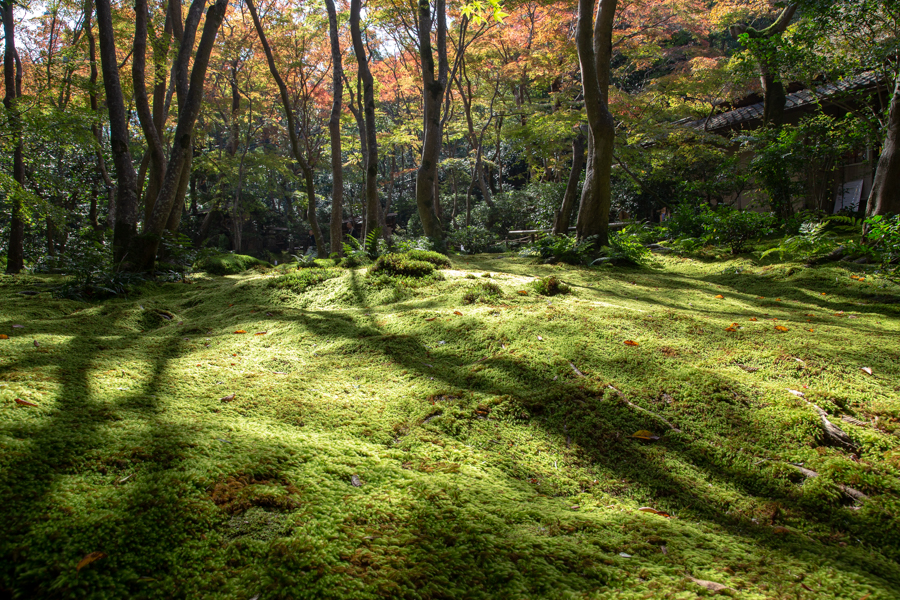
[1,254,899,599]
[198,254,272,275]
[404,249,452,269]
[267,268,340,293]
[370,253,436,277]
[531,275,570,296]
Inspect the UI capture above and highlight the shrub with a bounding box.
[519,234,595,264]
[199,254,272,275]
[447,226,503,254]
[760,215,860,263]
[462,281,503,304]
[595,229,652,265]
[268,269,339,293]
[701,207,775,253]
[530,276,569,296]
[405,249,451,268]
[370,253,436,277]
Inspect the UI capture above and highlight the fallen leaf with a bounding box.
[749,317,758,322]
[725,327,737,332]
[731,322,739,327]
[424,317,437,321]
[772,526,791,534]
[518,290,528,295]
[220,393,235,402]
[808,329,814,332]
[351,474,362,487]
[775,325,789,332]
[453,311,462,316]
[631,430,660,441]
[233,330,247,334]
[33,340,40,347]
[801,583,814,591]
[858,277,866,282]
[537,336,544,341]
[715,294,724,299]
[861,367,873,376]
[624,340,639,347]
[776,298,782,301]
[689,577,729,592]
[821,292,827,295]
[851,275,860,280]
[14,398,38,407]
[76,551,107,571]
[637,506,671,517]
[570,505,580,510]
[758,296,765,299]
[787,389,805,398]
[618,553,632,558]
[254,331,267,335]
[0,335,7,340]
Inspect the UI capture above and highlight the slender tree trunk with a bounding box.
[2,0,24,273]
[246,0,324,257]
[553,131,585,235]
[866,75,900,216]
[574,0,617,247]
[350,0,383,242]
[96,0,141,265]
[326,0,344,257]
[415,0,448,246]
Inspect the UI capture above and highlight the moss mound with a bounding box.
[404,249,451,269]
[198,254,272,275]
[462,281,503,304]
[267,268,340,293]
[531,275,570,296]
[370,253,436,277]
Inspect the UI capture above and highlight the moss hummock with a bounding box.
[1,254,899,598]
[198,253,273,275]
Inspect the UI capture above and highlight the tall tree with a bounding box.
[246,0,325,257]
[2,0,24,273]
[414,0,449,245]
[349,0,383,242]
[574,0,617,247]
[325,0,345,256]
[729,3,798,126]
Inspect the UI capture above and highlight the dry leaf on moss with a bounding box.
[234,330,247,334]
[14,398,38,407]
[775,326,789,332]
[637,506,670,517]
[624,340,639,347]
[76,551,107,571]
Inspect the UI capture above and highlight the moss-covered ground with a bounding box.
[1,254,899,599]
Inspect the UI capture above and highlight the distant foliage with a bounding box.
[700,207,776,254]
[760,215,860,262]
[850,215,900,277]
[447,226,503,254]
[519,234,595,264]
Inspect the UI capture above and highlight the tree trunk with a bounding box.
[96,0,141,265]
[135,0,229,270]
[246,0,324,257]
[574,0,617,247]
[866,75,900,216]
[2,0,24,273]
[414,0,448,246]
[326,0,344,257]
[350,0,383,242]
[553,131,585,235]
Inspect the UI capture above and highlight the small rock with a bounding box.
[351,475,362,487]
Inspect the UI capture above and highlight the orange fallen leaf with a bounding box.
[14,398,38,407]
[775,298,782,301]
[821,292,827,295]
[749,317,758,322]
[518,290,528,295]
[76,551,107,571]
[858,277,866,281]
[725,327,737,332]
[637,506,671,517]
[233,330,247,334]
[715,294,724,299]
[808,329,814,332]
[254,331,267,335]
[631,430,660,441]
[775,326,789,332]
[623,340,639,346]
[851,275,859,280]
[757,296,765,299]
[0,334,7,339]
[453,311,463,316]
[220,393,235,402]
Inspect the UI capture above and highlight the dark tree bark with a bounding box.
[95,0,141,264]
[729,4,797,127]
[350,0,384,242]
[84,0,116,230]
[574,0,617,247]
[135,0,229,269]
[326,0,344,257]
[246,0,324,257]
[2,0,24,273]
[553,131,585,235]
[866,75,900,216]
[414,0,448,245]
